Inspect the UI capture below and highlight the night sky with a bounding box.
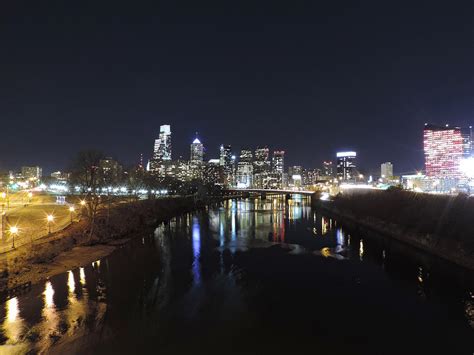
[2,1,474,175]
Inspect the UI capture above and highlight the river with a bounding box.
[0,196,473,354]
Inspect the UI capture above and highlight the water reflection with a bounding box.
[0,196,472,353]
[192,217,201,285]
[3,297,24,344]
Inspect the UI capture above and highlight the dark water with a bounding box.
[0,196,473,354]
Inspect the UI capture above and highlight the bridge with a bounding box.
[225,188,317,196]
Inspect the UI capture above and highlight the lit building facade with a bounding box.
[151,124,172,174]
[271,150,285,188]
[220,144,234,186]
[190,137,204,163]
[423,124,471,178]
[336,151,356,181]
[21,166,42,180]
[253,147,271,188]
[381,162,393,178]
[236,149,253,188]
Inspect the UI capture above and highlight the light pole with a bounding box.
[47,214,54,234]
[9,226,18,249]
[69,206,75,224]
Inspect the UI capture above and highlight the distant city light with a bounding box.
[336,151,357,158]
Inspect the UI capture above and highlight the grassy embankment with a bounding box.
[0,196,209,294]
[314,189,474,269]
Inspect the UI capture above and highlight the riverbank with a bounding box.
[313,189,474,270]
[0,196,218,297]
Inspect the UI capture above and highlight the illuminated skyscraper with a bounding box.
[423,124,471,178]
[153,125,172,161]
[253,147,270,188]
[237,149,253,188]
[336,151,356,181]
[190,136,204,163]
[151,124,172,174]
[270,150,285,188]
[220,145,234,186]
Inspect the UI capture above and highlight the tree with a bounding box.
[69,150,106,241]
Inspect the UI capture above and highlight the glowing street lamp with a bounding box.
[69,206,75,223]
[9,226,18,249]
[80,200,86,207]
[46,214,54,234]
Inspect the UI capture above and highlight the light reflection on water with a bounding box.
[0,196,472,353]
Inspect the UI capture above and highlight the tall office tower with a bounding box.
[190,136,204,163]
[253,147,270,188]
[424,124,472,178]
[203,159,224,186]
[236,149,253,188]
[151,125,172,173]
[219,145,234,186]
[323,161,334,176]
[336,151,357,181]
[381,162,393,178]
[271,150,285,188]
[154,125,172,161]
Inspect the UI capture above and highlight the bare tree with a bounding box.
[69,150,106,241]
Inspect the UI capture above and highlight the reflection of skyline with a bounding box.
[192,217,201,285]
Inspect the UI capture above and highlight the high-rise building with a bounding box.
[236,149,253,188]
[336,151,356,181]
[271,150,285,188]
[190,136,204,163]
[219,144,234,186]
[253,147,271,188]
[381,162,393,178]
[323,161,333,177]
[203,159,224,186]
[99,157,123,185]
[423,124,471,178]
[153,125,172,161]
[21,166,42,180]
[151,125,172,174]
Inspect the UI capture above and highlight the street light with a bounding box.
[9,226,18,249]
[80,200,86,207]
[27,192,33,203]
[69,206,75,223]
[47,214,54,234]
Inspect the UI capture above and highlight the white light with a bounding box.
[336,151,357,158]
[320,192,330,201]
[460,157,474,178]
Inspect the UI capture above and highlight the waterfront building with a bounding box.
[423,123,471,178]
[253,147,271,188]
[236,149,253,188]
[272,150,285,188]
[288,166,303,187]
[203,159,224,186]
[336,151,356,181]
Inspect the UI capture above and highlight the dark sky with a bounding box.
[2,0,474,175]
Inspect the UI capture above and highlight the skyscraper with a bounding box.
[423,124,471,178]
[253,147,270,188]
[154,125,172,161]
[236,149,253,188]
[381,162,393,178]
[151,124,172,174]
[322,161,333,177]
[336,151,356,181]
[190,136,204,163]
[220,145,234,186]
[271,150,285,188]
